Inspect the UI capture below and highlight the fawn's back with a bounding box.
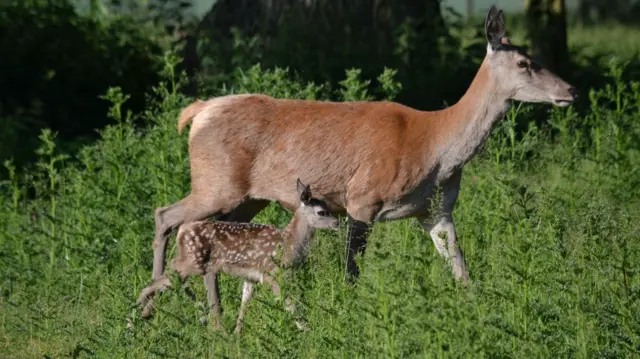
[172,220,286,278]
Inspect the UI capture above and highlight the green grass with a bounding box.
[2,31,640,358]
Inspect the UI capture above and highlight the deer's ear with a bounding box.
[297,178,311,203]
[485,5,506,50]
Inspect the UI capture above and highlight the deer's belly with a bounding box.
[373,185,435,222]
[374,201,425,222]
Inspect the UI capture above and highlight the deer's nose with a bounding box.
[568,87,579,100]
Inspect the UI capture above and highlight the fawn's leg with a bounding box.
[203,271,223,331]
[263,275,294,312]
[264,274,307,330]
[193,199,268,324]
[234,281,255,335]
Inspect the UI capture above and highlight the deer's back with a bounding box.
[187,94,441,214]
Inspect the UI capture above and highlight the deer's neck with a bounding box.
[282,212,315,265]
[430,61,510,179]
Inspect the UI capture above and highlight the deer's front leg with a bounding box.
[420,214,469,281]
[344,195,380,283]
[418,170,469,282]
[345,217,372,282]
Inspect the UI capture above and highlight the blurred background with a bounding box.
[1,0,639,171]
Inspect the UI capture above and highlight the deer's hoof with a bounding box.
[141,300,156,319]
[136,277,172,318]
[136,287,154,307]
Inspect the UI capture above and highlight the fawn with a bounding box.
[137,179,340,334]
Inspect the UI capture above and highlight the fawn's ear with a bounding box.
[296,178,312,204]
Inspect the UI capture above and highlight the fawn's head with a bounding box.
[296,179,340,230]
[483,5,577,107]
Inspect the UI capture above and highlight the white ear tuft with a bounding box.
[487,43,494,54]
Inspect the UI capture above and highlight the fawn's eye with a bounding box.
[317,210,327,216]
[517,60,528,68]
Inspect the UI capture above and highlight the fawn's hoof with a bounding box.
[295,320,309,331]
[454,269,471,286]
[212,322,224,333]
[205,314,224,332]
[234,325,243,335]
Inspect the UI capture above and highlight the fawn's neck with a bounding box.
[281,211,315,265]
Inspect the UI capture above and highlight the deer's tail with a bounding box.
[177,100,207,134]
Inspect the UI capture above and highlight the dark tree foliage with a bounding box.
[525,0,569,75]
[187,0,486,110]
[0,0,164,166]
[577,0,640,25]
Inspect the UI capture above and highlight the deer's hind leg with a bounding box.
[137,276,172,318]
[138,232,204,317]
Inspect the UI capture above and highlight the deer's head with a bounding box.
[484,6,578,107]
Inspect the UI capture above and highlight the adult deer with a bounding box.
[139,5,577,308]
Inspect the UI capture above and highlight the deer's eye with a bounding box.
[517,60,528,68]
[317,210,327,216]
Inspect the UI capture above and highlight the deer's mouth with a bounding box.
[552,99,573,107]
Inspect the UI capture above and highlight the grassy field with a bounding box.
[2,25,640,358]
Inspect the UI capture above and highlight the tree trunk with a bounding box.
[525,0,568,74]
